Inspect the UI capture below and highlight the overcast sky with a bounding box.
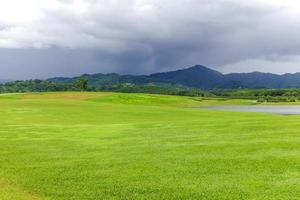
[1,0,300,79]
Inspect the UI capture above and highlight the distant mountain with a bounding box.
[223,72,300,89]
[48,65,300,90]
[150,65,223,90]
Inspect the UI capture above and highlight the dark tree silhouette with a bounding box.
[75,77,88,91]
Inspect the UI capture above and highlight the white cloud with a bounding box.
[0,0,42,24]
[220,55,300,74]
[1,0,299,49]
[1,0,300,77]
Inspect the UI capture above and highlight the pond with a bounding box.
[202,105,300,115]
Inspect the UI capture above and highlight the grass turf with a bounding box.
[0,92,299,199]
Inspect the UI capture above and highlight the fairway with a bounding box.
[0,92,299,199]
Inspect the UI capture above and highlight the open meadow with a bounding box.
[0,92,299,200]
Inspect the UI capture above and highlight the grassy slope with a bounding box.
[0,92,299,200]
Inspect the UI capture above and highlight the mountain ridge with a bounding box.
[48,65,300,90]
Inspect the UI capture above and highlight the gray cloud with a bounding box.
[1,0,300,79]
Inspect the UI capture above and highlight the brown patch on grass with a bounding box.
[0,179,42,200]
[22,92,111,100]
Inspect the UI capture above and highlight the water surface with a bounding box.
[203,105,300,115]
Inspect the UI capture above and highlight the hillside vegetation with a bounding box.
[3,79,300,103]
[4,65,300,96]
[48,65,300,89]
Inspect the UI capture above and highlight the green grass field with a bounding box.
[0,92,299,200]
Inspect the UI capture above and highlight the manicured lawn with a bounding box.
[0,92,299,199]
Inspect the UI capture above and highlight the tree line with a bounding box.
[211,89,300,102]
[2,77,300,102]
[0,77,209,97]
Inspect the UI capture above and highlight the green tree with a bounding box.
[75,77,88,91]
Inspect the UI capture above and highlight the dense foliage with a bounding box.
[3,78,300,102]
[0,79,209,97]
[211,88,300,102]
[97,83,209,97]
[0,80,77,93]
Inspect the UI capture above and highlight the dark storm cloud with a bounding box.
[1,0,300,79]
